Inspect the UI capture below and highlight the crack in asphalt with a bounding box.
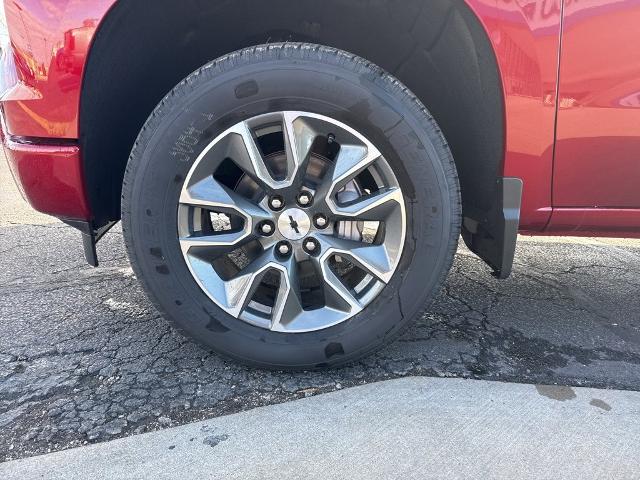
[1,224,639,462]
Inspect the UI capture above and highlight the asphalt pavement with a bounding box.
[1,155,640,466]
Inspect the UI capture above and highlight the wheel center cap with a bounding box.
[277,208,310,240]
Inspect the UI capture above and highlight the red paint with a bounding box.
[552,0,640,209]
[0,0,638,235]
[2,138,90,219]
[1,0,114,138]
[546,208,640,238]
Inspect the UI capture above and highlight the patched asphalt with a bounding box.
[1,218,639,461]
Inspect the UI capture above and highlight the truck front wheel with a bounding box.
[121,43,461,369]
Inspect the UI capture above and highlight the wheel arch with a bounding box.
[80,0,509,272]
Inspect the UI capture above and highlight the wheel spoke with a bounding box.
[179,231,253,257]
[226,121,281,190]
[282,112,318,185]
[327,141,381,191]
[331,187,403,221]
[270,256,305,331]
[179,176,272,259]
[180,175,272,222]
[309,253,362,314]
[223,247,281,317]
[316,235,395,283]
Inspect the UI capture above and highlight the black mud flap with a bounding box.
[63,219,118,267]
[461,177,523,279]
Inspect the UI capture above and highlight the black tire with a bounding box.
[122,43,460,369]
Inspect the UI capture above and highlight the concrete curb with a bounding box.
[1,377,639,479]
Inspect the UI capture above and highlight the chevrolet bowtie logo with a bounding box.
[288,215,300,234]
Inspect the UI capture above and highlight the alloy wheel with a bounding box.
[177,111,406,333]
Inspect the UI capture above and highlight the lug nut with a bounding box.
[269,196,284,211]
[277,242,291,256]
[303,237,320,255]
[313,214,328,229]
[297,191,313,207]
[278,244,290,255]
[259,222,274,236]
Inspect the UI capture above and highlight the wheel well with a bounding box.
[80,0,504,228]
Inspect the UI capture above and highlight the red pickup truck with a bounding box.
[1,0,638,368]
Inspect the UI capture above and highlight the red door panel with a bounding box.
[553,0,640,208]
